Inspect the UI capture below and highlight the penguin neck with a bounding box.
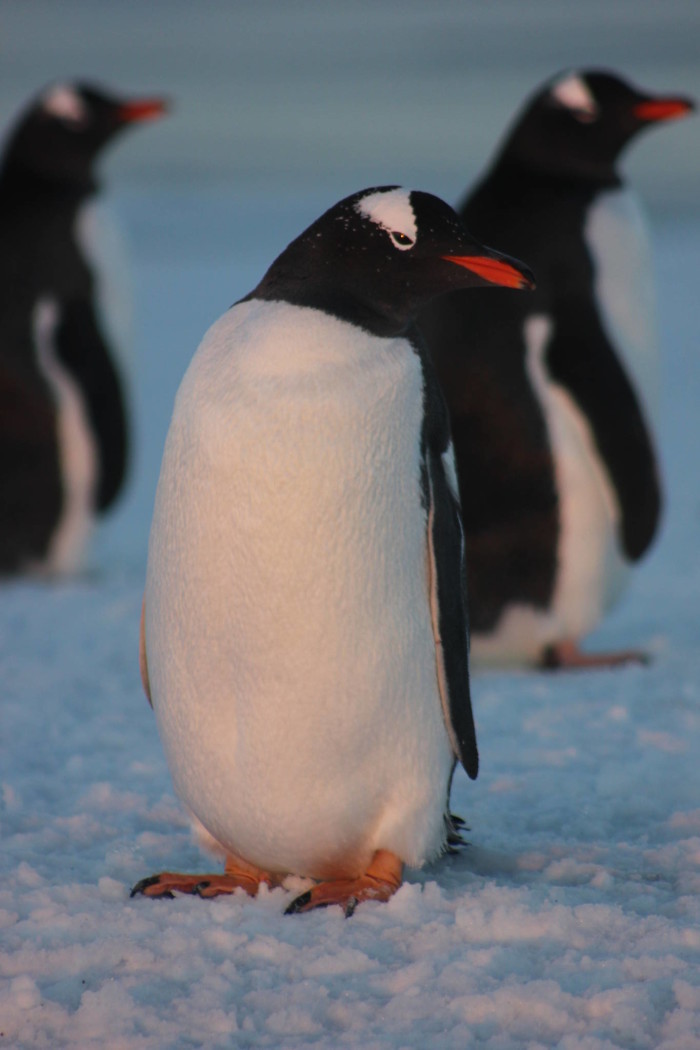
[246,273,413,339]
[492,134,624,191]
[487,159,624,203]
[0,156,97,200]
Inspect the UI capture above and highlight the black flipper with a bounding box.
[544,300,661,560]
[54,296,129,511]
[418,338,478,780]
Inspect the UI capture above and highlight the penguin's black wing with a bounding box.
[54,296,129,511]
[0,357,62,572]
[418,339,478,780]
[545,297,662,560]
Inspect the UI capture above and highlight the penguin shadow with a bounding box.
[424,839,676,900]
[420,842,522,896]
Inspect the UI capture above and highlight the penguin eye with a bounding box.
[571,108,599,124]
[389,230,415,251]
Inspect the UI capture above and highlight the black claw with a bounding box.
[130,874,170,898]
[284,890,313,915]
[446,810,469,852]
[344,896,359,918]
[541,644,560,670]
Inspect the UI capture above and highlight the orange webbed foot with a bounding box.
[131,852,281,899]
[541,639,650,671]
[284,849,403,917]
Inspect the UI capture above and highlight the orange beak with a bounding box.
[442,254,536,290]
[633,98,695,122]
[117,98,170,123]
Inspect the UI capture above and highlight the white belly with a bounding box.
[584,187,659,428]
[472,315,629,665]
[32,298,98,576]
[75,200,134,373]
[144,300,453,878]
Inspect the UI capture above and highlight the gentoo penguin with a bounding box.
[0,81,167,576]
[133,187,533,914]
[418,70,695,669]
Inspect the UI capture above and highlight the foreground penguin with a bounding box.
[0,81,167,576]
[133,187,533,914]
[419,70,695,669]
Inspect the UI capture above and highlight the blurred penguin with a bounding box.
[0,81,168,576]
[419,70,694,669]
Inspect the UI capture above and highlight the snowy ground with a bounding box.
[3,3,700,1048]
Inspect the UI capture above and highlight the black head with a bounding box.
[495,69,695,182]
[249,186,535,336]
[1,81,169,189]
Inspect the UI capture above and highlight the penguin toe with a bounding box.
[283,888,362,918]
[284,876,397,916]
[284,851,403,916]
[284,889,314,915]
[130,874,175,899]
[541,639,651,670]
[130,870,262,899]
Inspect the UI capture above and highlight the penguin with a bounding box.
[0,81,168,576]
[132,187,534,915]
[418,70,695,670]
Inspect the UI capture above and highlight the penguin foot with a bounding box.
[541,639,650,671]
[130,852,282,899]
[284,849,403,917]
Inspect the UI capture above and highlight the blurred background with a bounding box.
[3,0,699,576]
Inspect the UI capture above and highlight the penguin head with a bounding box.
[250,186,535,335]
[2,81,169,188]
[497,69,695,181]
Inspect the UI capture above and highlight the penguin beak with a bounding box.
[442,252,536,290]
[633,97,695,122]
[117,98,170,124]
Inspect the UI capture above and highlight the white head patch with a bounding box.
[550,73,599,121]
[42,85,87,124]
[355,188,417,248]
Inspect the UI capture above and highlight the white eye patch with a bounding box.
[355,188,417,248]
[42,85,88,125]
[550,74,599,121]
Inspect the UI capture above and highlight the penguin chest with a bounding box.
[31,297,98,574]
[584,187,659,426]
[526,315,629,635]
[75,200,134,371]
[145,301,453,876]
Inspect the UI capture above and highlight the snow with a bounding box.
[3,2,700,1047]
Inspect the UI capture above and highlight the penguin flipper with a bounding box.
[425,439,479,780]
[139,595,152,707]
[53,296,129,512]
[544,303,662,561]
